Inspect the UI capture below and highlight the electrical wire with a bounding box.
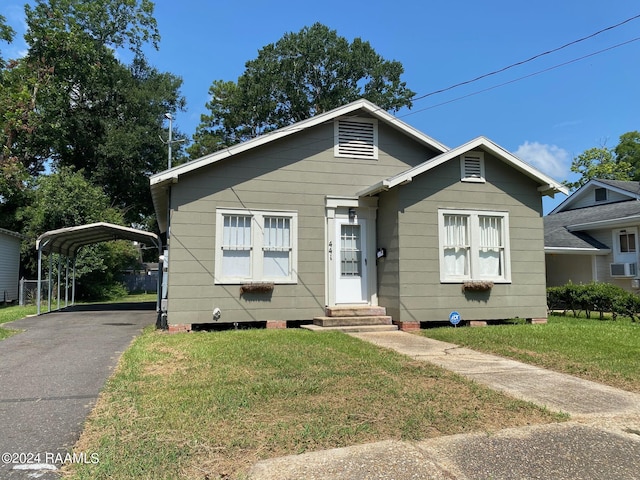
[411,13,640,103]
[402,36,640,118]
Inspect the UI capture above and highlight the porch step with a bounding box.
[302,324,398,333]
[325,305,387,317]
[313,316,393,327]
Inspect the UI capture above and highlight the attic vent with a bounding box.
[595,188,607,202]
[334,118,378,159]
[461,151,485,183]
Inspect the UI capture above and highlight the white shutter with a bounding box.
[335,118,378,159]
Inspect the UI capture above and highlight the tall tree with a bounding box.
[56,56,186,224]
[614,131,640,179]
[1,0,185,226]
[0,14,15,66]
[189,23,415,157]
[17,167,139,299]
[564,143,633,191]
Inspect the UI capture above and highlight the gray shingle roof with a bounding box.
[544,200,640,249]
[594,179,640,195]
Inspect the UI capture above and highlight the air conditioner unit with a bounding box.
[610,262,637,277]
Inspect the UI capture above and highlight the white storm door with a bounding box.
[335,218,368,304]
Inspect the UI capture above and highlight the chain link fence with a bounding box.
[19,278,51,306]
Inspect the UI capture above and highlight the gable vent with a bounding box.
[461,152,485,183]
[335,118,378,159]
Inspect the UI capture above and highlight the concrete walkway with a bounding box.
[250,331,640,480]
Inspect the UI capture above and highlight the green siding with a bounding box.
[167,119,436,324]
[394,150,547,322]
[376,188,401,321]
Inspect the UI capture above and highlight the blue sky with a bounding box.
[2,1,639,213]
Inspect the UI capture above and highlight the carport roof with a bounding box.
[36,222,161,257]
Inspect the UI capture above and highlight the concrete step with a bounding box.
[301,324,398,333]
[313,316,392,327]
[325,305,387,317]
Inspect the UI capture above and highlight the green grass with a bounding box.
[87,292,158,304]
[66,329,564,479]
[421,315,640,392]
[0,304,37,339]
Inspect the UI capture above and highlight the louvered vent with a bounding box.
[335,119,377,159]
[461,152,485,182]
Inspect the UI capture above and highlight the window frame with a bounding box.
[612,227,638,261]
[215,208,298,284]
[438,208,511,283]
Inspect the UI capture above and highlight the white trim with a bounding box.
[151,99,448,233]
[325,199,378,307]
[460,151,485,183]
[567,215,640,231]
[325,196,378,210]
[612,226,638,264]
[214,208,298,284]
[545,247,611,255]
[549,179,640,215]
[358,136,568,198]
[438,208,511,283]
[334,117,378,159]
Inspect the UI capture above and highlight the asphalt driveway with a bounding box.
[0,303,155,479]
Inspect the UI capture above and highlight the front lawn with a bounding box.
[0,304,37,339]
[421,315,640,392]
[66,328,564,479]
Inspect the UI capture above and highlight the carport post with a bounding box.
[57,254,62,311]
[37,247,42,315]
[72,257,76,305]
[156,242,162,313]
[48,253,53,313]
[65,257,69,307]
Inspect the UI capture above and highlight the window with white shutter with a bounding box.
[334,118,378,159]
[460,151,485,183]
[438,209,510,283]
[215,209,298,284]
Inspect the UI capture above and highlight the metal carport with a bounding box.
[35,222,162,315]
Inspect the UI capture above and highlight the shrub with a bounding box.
[547,282,640,321]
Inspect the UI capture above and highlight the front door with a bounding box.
[335,217,368,304]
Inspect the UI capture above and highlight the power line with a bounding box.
[190,14,640,158]
[411,13,640,103]
[402,36,640,118]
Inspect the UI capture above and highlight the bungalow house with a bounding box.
[0,227,23,303]
[545,178,640,291]
[150,99,566,331]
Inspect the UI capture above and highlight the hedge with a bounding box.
[547,282,640,321]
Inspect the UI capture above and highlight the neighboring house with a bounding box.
[545,179,640,291]
[0,228,23,303]
[150,99,566,331]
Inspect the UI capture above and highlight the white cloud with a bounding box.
[514,141,570,179]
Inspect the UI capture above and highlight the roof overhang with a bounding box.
[0,227,26,240]
[567,215,640,232]
[149,99,450,233]
[358,136,569,198]
[35,222,161,257]
[545,246,611,255]
[550,179,640,214]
